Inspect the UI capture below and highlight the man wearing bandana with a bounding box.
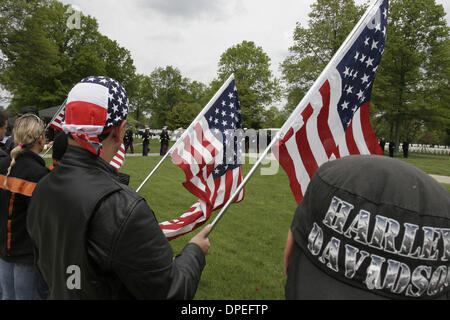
[26,77,211,300]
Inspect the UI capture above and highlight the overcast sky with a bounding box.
[59,0,449,84]
[1,0,449,107]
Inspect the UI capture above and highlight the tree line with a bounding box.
[0,0,449,147]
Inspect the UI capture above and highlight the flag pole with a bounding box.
[136,150,172,193]
[207,131,282,236]
[40,99,67,158]
[136,74,236,193]
[41,145,53,157]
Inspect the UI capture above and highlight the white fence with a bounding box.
[408,144,450,155]
[383,144,450,155]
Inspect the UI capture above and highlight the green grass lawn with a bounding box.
[121,152,450,300]
[43,150,449,299]
[397,153,450,177]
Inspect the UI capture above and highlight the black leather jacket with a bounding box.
[0,149,49,264]
[27,146,206,299]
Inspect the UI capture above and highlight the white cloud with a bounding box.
[59,0,449,87]
[60,0,317,83]
[58,0,449,87]
[133,0,231,19]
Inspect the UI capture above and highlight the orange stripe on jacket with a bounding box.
[0,175,38,197]
[7,193,14,251]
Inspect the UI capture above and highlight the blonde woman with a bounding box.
[0,113,49,300]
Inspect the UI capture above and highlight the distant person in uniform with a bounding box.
[284,155,450,300]
[160,127,169,156]
[142,127,151,156]
[388,141,395,158]
[123,129,134,154]
[402,141,410,158]
[379,139,386,153]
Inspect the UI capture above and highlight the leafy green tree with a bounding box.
[166,102,202,130]
[145,66,190,128]
[127,74,154,123]
[0,0,136,111]
[186,81,207,104]
[371,0,450,152]
[216,40,281,129]
[132,66,209,129]
[281,0,363,113]
[262,107,287,129]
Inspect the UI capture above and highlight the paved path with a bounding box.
[430,175,450,184]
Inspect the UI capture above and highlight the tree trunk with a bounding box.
[389,120,394,142]
[394,114,402,157]
[394,71,405,157]
[135,107,140,121]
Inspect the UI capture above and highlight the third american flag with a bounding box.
[275,0,388,204]
[159,75,245,239]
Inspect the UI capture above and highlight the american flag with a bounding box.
[275,0,388,204]
[159,75,245,239]
[110,144,126,170]
[49,103,66,132]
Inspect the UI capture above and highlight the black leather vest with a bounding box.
[27,146,122,299]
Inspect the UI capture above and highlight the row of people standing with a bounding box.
[379,139,410,158]
[126,127,170,157]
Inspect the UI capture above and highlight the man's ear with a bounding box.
[113,120,127,142]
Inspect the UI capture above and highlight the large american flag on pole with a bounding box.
[160,75,245,240]
[275,0,388,204]
[49,103,126,170]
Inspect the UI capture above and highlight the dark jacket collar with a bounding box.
[61,145,120,182]
[16,149,46,167]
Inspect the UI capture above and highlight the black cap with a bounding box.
[19,106,39,116]
[52,132,68,161]
[287,155,450,300]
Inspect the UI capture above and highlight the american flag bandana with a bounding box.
[63,76,129,156]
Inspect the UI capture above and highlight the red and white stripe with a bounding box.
[275,69,382,204]
[63,82,109,136]
[160,117,244,240]
[110,143,126,170]
[49,108,65,132]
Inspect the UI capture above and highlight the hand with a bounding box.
[284,229,294,276]
[190,224,212,255]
